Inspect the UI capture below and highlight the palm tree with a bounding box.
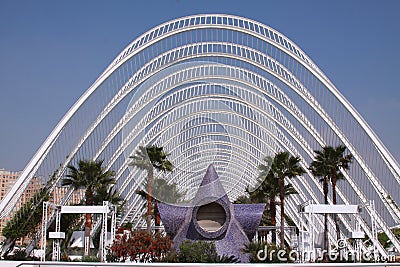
[262,171,298,244]
[257,158,278,243]
[136,178,184,231]
[270,152,305,248]
[62,159,115,256]
[256,156,299,245]
[309,160,329,258]
[309,145,353,245]
[236,155,300,245]
[129,145,173,232]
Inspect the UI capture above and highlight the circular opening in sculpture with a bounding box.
[196,202,226,232]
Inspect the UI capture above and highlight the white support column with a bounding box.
[369,200,378,262]
[40,202,48,262]
[354,217,362,262]
[309,205,315,262]
[111,204,116,245]
[100,201,108,262]
[300,211,304,263]
[51,206,61,261]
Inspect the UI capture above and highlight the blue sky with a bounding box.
[0,0,399,171]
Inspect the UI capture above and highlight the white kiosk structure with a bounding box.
[299,201,377,263]
[41,201,116,262]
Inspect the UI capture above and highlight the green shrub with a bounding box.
[106,249,119,263]
[178,240,239,263]
[178,240,217,263]
[153,248,179,263]
[81,255,100,262]
[8,250,27,261]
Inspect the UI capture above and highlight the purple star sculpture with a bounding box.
[158,164,265,262]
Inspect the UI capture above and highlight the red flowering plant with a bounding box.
[110,229,174,262]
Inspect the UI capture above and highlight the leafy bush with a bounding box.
[178,240,239,263]
[109,229,239,263]
[2,187,50,240]
[1,171,59,258]
[178,240,218,263]
[110,230,173,262]
[81,255,100,262]
[106,249,120,263]
[153,248,179,263]
[6,249,27,261]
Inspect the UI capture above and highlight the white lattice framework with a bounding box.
[1,14,400,256]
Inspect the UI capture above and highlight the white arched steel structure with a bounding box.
[1,14,400,256]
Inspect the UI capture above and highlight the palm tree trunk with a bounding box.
[147,167,153,233]
[332,176,341,241]
[332,175,342,261]
[84,213,91,256]
[270,197,277,244]
[84,188,94,256]
[154,201,160,233]
[279,177,285,249]
[323,177,329,262]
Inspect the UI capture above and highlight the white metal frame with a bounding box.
[300,202,378,263]
[41,201,116,262]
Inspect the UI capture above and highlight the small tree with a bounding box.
[1,172,57,257]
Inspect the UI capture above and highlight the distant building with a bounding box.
[52,186,85,205]
[0,168,87,247]
[0,168,42,245]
